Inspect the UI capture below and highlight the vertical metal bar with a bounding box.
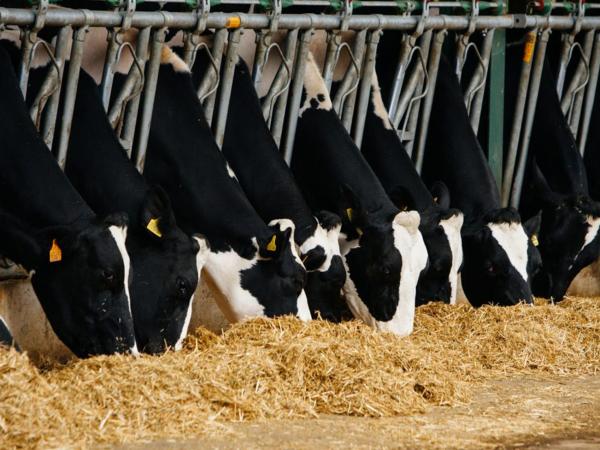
[270,28,299,147]
[252,30,269,87]
[322,31,341,92]
[455,35,469,82]
[201,28,227,126]
[100,29,122,111]
[282,29,314,165]
[487,28,505,190]
[413,29,446,174]
[352,29,381,147]
[469,28,495,134]
[55,26,88,170]
[510,29,551,209]
[387,34,414,121]
[121,26,151,157]
[213,28,242,148]
[394,30,432,136]
[340,29,367,132]
[18,31,36,98]
[40,25,71,149]
[578,31,600,155]
[569,29,594,137]
[501,29,537,207]
[555,33,573,99]
[133,27,166,173]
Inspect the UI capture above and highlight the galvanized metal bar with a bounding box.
[322,31,342,91]
[252,30,270,87]
[468,28,494,134]
[352,29,382,147]
[487,28,505,189]
[133,27,166,173]
[213,28,242,148]
[55,26,88,170]
[393,30,432,131]
[510,28,551,209]
[100,29,123,111]
[18,30,36,98]
[201,28,227,125]
[40,25,71,149]
[388,34,415,121]
[568,29,594,136]
[578,31,600,155]
[282,28,314,165]
[556,32,575,98]
[501,29,537,207]
[121,26,151,157]
[413,29,446,174]
[268,28,299,146]
[340,29,368,132]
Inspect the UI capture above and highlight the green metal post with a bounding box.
[487,28,505,191]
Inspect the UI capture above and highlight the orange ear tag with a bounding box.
[49,239,62,263]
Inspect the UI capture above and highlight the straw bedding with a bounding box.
[1,297,599,448]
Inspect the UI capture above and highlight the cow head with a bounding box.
[0,211,138,358]
[125,187,210,354]
[203,218,311,322]
[461,208,541,307]
[337,185,428,336]
[299,211,349,322]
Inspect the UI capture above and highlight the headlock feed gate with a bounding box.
[1,0,600,274]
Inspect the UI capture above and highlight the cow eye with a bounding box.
[176,277,189,298]
[102,269,115,284]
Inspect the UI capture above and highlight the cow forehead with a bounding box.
[299,52,333,116]
[487,222,529,282]
[300,221,342,272]
[439,214,464,305]
[573,215,600,263]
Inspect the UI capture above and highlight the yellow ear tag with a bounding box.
[49,239,62,263]
[531,234,539,247]
[267,234,277,252]
[146,217,162,238]
[346,208,354,222]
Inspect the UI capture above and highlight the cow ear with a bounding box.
[388,185,416,212]
[523,211,542,245]
[315,210,342,231]
[140,185,177,240]
[260,227,292,259]
[0,211,44,270]
[339,184,367,229]
[430,181,451,209]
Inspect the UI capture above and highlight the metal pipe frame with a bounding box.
[282,28,314,165]
[578,31,600,155]
[568,29,594,136]
[201,28,227,126]
[510,28,551,209]
[468,28,495,134]
[212,27,242,148]
[338,29,367,131]
[387,33,418,121]
[501,29,537,207]
[133,27,166,173]
[55,25,89,170]
[413,29,447,174]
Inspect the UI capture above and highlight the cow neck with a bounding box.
[189,52,318,245]
[361,87,435,212]
[420,54,501,223]
[0,44,95,231]
[292,106,399,227]
[57,67,148,228]
[506,46,589,197]
[140,62,271,248]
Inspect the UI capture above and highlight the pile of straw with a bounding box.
[1,297,599,448]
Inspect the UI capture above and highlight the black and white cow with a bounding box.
[505,44,600,300]
[0,42,137,357]
[361,72,464,306]
[187,52,348,321]
[26,62,209,354]
[416,54,542,306]
[291,52,428,336]
[122,46,311,321]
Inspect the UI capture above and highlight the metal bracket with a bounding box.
[340,0,353,32]
[269,0,282,33]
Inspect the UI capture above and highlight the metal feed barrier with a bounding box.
[1,0,600,279]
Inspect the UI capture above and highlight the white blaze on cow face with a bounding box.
[160,45,191,73]
[269,218,312,321]
[203,243,265,322]
[571,215,600,269]
[299,52,333,117]
[339,211,427,337]
[173,235,210,351]
[299,220,343,273]
[488,222,529,283]
[108,225,140,357]
[370,71,394,131]
[440,213,465,305]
